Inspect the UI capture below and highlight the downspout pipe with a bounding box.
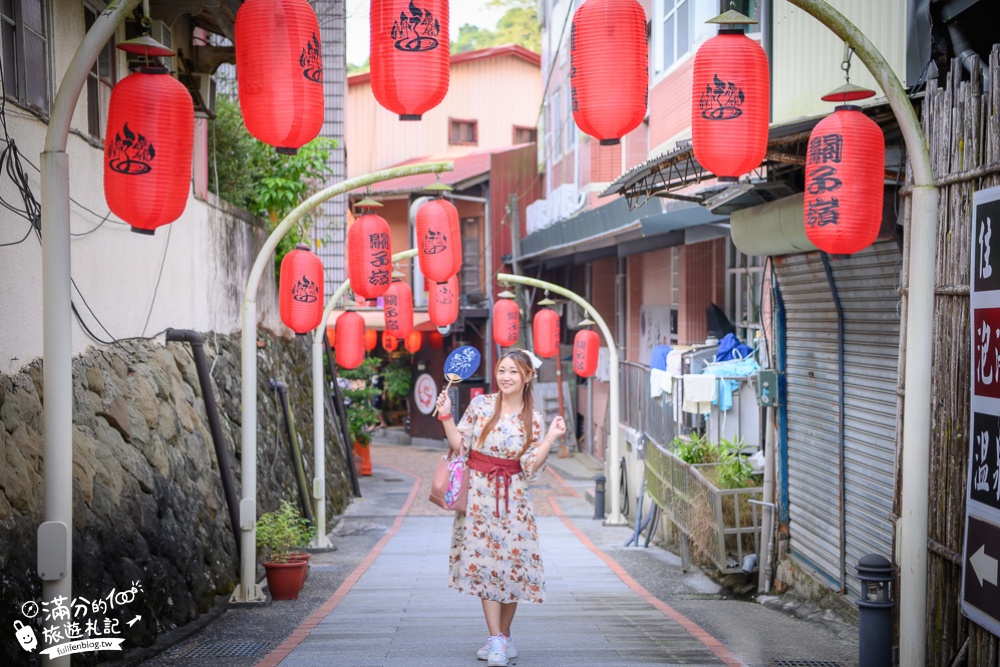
[820,254,847,592]
[783,3,937,662]
[38,4,143,663]
[164,329,241,559]
[270,380,314,524]
[773,275,790,525]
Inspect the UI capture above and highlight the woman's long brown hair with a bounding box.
[475,349,535,457]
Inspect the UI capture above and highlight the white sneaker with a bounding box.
[477,635,516,660]
[486,635,508,667]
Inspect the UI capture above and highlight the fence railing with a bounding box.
[620,362,676,447]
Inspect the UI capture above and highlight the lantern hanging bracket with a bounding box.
[841,45,855,84]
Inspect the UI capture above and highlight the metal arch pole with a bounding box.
[310,248,417,549]
[496,273,626,525]
[782,2,937,662]
[38,2,143,664]
[236,163,452,602]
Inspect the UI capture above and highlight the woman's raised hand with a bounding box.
[435,390,452,417]
[547,416,567,442]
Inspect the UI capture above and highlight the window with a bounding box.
[725,239,764,347]
[654,0,714,75]
[85,4,117,140]
[448,118,478,145]
[549,87,563,156]
[563,83,574,154]
[513,125,536,144]
[1,0,50,113]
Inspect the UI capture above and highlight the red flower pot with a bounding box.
[353,441,373,476]
[264,560,307,600]
[287,552,312,583]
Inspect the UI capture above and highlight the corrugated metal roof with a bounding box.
[358,152,494,196]
[348,44,541,87]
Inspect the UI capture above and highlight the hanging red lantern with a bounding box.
[446,198,462,276]
[327,326,336,347]
[278,243,324,334]
[570,0,648,145]
[364,329,379,351]
[533,307,561,359]
[429,275,459,328]
[383,280,414,338]
[382,332,399,352]
[348,205,393,299]
[493,295,520,348]
[404,330,423,354]
[416,198,458,283]
[691,11,769,180]
[572,329,600,378]
[370,0,450,120]
[235,0,324,153]
[429,331,444,350]
[335,310,366,369]
[803,88,885,255]
[103,68,194,234]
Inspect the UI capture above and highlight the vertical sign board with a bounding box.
[964,185,1000,635]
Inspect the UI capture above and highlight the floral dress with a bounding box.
[449,393,547,603]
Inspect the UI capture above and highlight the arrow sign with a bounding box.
[971,544,999,587]
[126,615,141,627]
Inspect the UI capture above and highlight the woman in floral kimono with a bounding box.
[435,348,566,667]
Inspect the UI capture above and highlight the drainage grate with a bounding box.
[675,593,723,600]
[383,477,404,482]
[771,661,844,667]
[178,641,270,658]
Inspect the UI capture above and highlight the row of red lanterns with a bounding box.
[492,294,600,379]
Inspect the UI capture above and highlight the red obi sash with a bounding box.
[466,450,523,516]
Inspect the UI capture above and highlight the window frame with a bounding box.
[84,2,119,141]
[512,125,537,145]
[1,0,51,115]
[448,117,479,146]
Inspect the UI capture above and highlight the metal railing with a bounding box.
[620,361,677,448]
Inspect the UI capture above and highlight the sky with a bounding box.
[345,1,509,66]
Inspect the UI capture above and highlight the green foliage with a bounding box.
[338,357,383,445]
[452,0,540,54]
[256,500,312,563]
[383,357,413,404]
[670,432,717,465]
[716,438,760,490]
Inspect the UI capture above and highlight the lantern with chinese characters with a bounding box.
[364,328,379,351]
[803,85,885,255]
[335,310,366,369]
[416,196,459,282]
[492,292,520,348]
[383,278,414,338]
[429,331,444,350]
[405,330,423,353]
[532,299,561,359]
[429,275,459,328]
[570,0,648,145]
[278,243,324,334]
[691,9,769,180]
[235,0,323,153]
[573,326,600,378]
[370,0,450,120]
[348,199,393,299]
[382,332,399,352]
[104,67,194,234]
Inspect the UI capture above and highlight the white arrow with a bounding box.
[126,615,141,628]
[970,545,999,587]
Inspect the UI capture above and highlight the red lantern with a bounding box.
[570,0,648,145]
[382,332,399,352]
[278,244,324,334]
[405,330,423,354]
[572,329,600,378]
[429,331,444,350]
[493,297,520,348]
[416,198,458,282]
[327,326,336,347]
[533,308,561,359]
[104,68,193,234]
[364,329,379,351]
[803,104,885,255]
[691,26,769,179]
[370,0,450,120]
[429,275,459,328]
[235,0,324,153]
[348,212,393,299]
[335,311,366,369]
[446,198,462,276]
[383,281,414,338]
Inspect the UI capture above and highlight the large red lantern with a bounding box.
[691,12,769,180]
[429,275,459,327]
[416,198,459,282]
[446,197,462,276]
[383,280,414,338]
[404,330,423,354]
[348,206,393,299]
[278,243,324,334]
[429,331,444,350]
[570,0,648,145]
[803,90,885,255]
[382,332,399,352]
[235,0,324,153]
[104,68,194,234]
[572,329,600,378]
[533,307,561,359]
[364,329,379,351]
[370,0,450,120]
[493,296,520,348]
[335,311,366,369]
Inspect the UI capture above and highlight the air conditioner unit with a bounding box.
[190,72,217,119]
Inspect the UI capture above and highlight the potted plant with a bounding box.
[382,357,413,426]
[285,510,317,581]
[339,358,383,476]
[256,500,309,599]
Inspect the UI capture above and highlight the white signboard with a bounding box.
[414,373,437,415]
